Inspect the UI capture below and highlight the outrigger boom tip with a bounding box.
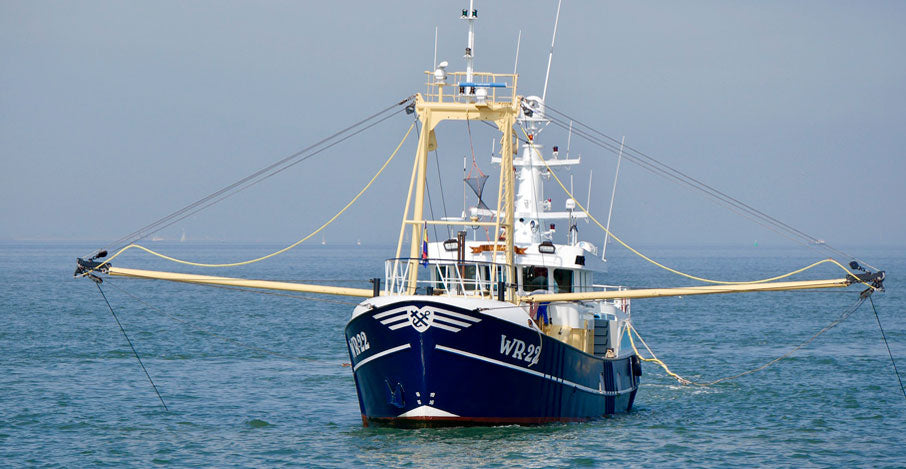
[74,257,109,281]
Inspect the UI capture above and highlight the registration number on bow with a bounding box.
[500,335,540,364]
[348,331,370,358]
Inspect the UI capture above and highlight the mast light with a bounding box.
[443,238,460,252]
[539,241,556,254]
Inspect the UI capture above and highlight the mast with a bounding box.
[463,1,476,85]
[400,3,520,300]
[502,113,516,301]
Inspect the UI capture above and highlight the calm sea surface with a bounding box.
[1,242,904,467]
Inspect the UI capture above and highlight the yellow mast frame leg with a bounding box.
[401,93,521,299]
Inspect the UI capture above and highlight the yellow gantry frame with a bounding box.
[396,93,521,300]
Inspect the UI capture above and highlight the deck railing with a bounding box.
[385,258,508,298]
[590,284,631,313]
[384,258,631,313]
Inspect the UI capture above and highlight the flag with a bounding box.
[421,221,429,267]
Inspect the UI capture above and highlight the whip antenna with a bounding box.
[602,136,625,260]
[541,0,563,103]
[513,30,522,75]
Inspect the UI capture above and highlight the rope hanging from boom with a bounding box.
[88,96,415,260]
[517,125,882,291]
[77,120,415,274]
[628,295,868,387]
[93,280,169,410]
[539,102,875,270]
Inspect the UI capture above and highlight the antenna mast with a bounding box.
[541,0,563,103]
[602,136,625,260]
[513,30,522,75]
[434,26,438,69]
[463,0,477,84]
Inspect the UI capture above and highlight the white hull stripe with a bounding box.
[388,321,411,331]
[436,345,637,397]
[374,307,412,320]
[433,309,481,323]
[427,321,459,332]
[432,316,471,328]
[353,343,412,372]
[380,313,409,325]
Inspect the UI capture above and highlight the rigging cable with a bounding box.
[414,119,440,243]
[519,125,876,289]
[433,149,451,239]
[869,296,906,402]
[81,121,416,273]
[94,282,169,410]
[93,97,414,258]
[539,114,829,257]
[105,106,406,259]
[541,103,875,270]
[628,295,867,387]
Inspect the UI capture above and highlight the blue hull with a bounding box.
[345,298,639,427]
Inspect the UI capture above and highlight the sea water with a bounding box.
[1,242,904,467]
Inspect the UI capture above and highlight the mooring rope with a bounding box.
[626,322,691,385]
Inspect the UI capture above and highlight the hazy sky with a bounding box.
[2,1,904,251]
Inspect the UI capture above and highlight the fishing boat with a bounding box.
[74,2,885,427]
[343,3,650,425]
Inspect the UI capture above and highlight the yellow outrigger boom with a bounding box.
[94,265,883,302]
[517,278,858,304]
[105,266,375,298]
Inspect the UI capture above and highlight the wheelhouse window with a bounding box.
[434,263,492,293]
[522,266,549,292]
[554,269,573,293]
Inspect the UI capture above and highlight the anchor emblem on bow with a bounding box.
[408,307,434,333]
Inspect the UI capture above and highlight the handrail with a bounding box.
[383,258,632,307]
[385,257,509,297]
[423,71,518,104]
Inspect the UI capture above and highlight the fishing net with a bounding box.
[465,173,489,209]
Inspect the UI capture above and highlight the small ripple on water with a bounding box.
[568,456,597,466]
[245,418,272,429]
